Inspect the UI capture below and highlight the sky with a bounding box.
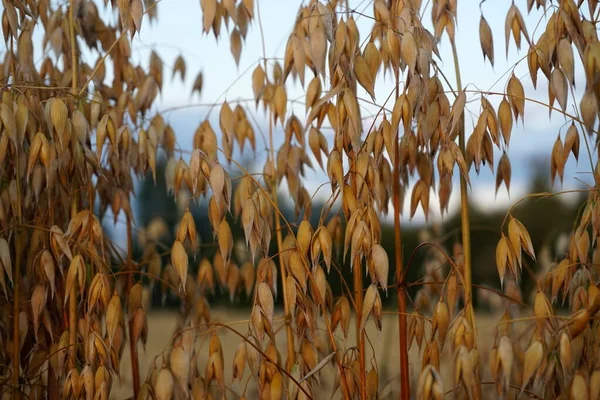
[35,0,595,229]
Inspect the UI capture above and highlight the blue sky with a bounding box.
[36,0,594,228]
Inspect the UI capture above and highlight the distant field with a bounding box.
[111,308,511,399]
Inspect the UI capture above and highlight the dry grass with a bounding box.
[2,0,600,399]
[111,309,505,399]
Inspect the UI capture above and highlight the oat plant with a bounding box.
[1,0,600,399]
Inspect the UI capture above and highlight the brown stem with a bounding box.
[8,33,21,400]
[12,152,22,400]
[126,214,141,397]
[68,0,77,95]
[68,284,77,369]
[68,196,79,371]
[391,0,410,387]
[347,152,366,400]
[393,117,410,400]
[113,46,123,98]
[67,0,79,374]
[353,255,366,400]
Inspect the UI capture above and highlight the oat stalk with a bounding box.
[67,0,79,375]
[12,110,22,400]
[393,91,410,400]
[127,214,141,397]
[450,38,477,338]
[268,114,296,372]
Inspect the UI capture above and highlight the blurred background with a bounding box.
[64,0,594,311]
[123,156,585,311]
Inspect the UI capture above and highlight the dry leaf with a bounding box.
[507,74,525,122]
[521,340,543,395]
[154,369,174,400]
[495,152,511,195]
[498,97,513,147]
[0,238,12,287]
[551,68,568,112]
[171,240,189,292]
[201,0,217,33]
[257,282,274,326]
[369,244,389,294]
[551,134,565,185]
[479,15,494,66]
[432,299,450,345]
[359,284,378,333]
[354,55,375,101]
[564,123,580,162]
[252,65,266,105]
[230,29,242,65]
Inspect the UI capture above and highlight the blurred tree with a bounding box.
[135,154,179,241]
[129,152,585,311]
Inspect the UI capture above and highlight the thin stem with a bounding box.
[347,153,366,400]
[501,189,594,231]
[211,323,313,400]
[12,122,22,400]
[77,0,161,97]
[409,281,527,307]
[393,93,410,400]
[78,32,123,97]
[450,39,477,339]
[68,197,78,371]
[391,3,410,394]
[67,0,79,375]
[457,90,598,136]
[268,111,296,373]
[353,253,366,400]
[9,34,21,400]
[69,0,77,96]
[126,214,141,397]
[67,281,77,368]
